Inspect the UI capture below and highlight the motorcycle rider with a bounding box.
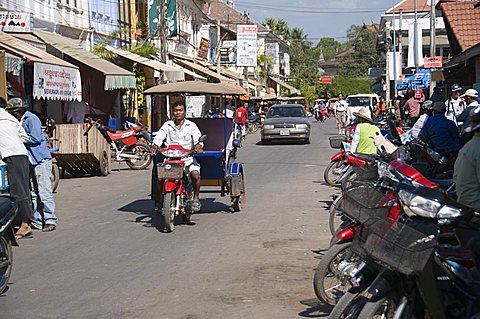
[454,104,480,212]
[445,84,465,125]
[350,107,380,155]
[235,102,248,138]
[456,88,479,148]
[150,101,204,211]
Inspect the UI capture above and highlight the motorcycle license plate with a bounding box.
[280,130,290,136]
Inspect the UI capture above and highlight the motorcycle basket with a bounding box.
[339,182,393,223]
[352,217,437,276]
[157,163,184,180]
[329,135,347,149]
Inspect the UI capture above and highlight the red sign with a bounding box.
[321,76,332,84]
[414,89,423,99]
[424,56,443,68]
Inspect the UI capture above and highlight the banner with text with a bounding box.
[0,12,32,33]
[236,25,257,67]
[33,63,82,101]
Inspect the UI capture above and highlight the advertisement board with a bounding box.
[220,40,237,65]
[197,38,209,60]
[236,25,257,67]
[186,96,205,118]
[33,63,82,101]
[0,12,32,33]
[424,56,443,68]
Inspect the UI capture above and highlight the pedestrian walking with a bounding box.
[6,98,57,232]
[403,92,421,127]
[456,89,479,148]
[0,98,33,239]
[445,84,465,126]
[334,94,348,135]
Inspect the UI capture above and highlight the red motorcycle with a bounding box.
[86,118,152,170]
[320,107,327,122]
[156,135,207,232]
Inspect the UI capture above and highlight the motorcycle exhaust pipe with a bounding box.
[393,296,409,319]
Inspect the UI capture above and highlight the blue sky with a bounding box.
[234,0,403,44]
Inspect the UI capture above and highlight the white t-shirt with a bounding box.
[153,119,202,150]
[445,97,465,125]
[0,108,28,160]
[335,100,348,112]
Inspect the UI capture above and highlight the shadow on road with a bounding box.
[117,199,167,233]
[298,298,332,317]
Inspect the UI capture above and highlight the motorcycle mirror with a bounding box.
[198,135,208,143]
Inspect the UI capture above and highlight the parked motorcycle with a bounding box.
[0,196,18,294]
[43,119,60,192]
[86,118,152,170]
[155,135,208,232]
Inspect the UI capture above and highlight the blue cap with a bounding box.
[451,84,462,92]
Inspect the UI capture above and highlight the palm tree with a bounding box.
[290,27,307,41]
[262,18,290,40]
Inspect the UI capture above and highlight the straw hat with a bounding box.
[353,107,373,123]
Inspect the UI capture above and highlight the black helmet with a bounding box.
[422,100,433,111]
[465,105,480,133]
[5,98,25,112]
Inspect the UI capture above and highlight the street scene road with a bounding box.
[1,119,337,319]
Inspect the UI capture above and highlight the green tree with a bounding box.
[316,37,342,61]
[262,18,290,40]
[257,54,273,84]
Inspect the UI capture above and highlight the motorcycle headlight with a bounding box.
[437,205,462,219]
[398,189,442,218]
[161,149,188,158]
[263,124,274,129]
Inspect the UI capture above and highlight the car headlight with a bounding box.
[263,124,274,129]
[398,189,442,218]
[296,124,309,129]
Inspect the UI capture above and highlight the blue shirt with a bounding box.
[21,111,51,165]
[419,113,460,153]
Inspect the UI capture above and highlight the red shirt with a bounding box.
[235,107,248,125]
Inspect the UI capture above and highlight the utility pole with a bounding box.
[217,20,221,74]
[160,0,167,65]
[429,0,437,96]
[399,10,403,71]
[414,0,419,71]
[392,0,398,99]
[0,51,6,100]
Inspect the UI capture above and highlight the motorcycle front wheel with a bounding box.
[0,236,13,294]
[163,192,176,232]
[324,161,347,187]
[125,143,152,170]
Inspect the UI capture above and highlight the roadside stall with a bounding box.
[144,82,247,214]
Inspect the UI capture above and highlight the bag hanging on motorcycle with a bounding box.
[157,163,183,180]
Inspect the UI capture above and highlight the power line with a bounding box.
[235,3,387,14]
[237,1,389,11]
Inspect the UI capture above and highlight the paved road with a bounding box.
[1,117,339,318]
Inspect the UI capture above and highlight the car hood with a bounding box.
[264,118,309,125]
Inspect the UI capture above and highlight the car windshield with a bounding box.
[266,107,306,118]
[346,97,371,107]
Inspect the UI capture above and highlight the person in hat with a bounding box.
[404,91,422,127]
[334,94,348,135]
[6,98,58,232]
[454,105,480,211]
[445,84,465,124]
[456,88,479,148]
[0,98,33,239]
[430,86,446,104]
[419,102,459,154]
[350,107,380,155]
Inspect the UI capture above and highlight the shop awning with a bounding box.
[34,30,136,90]
[269,77,301,95]
[171,62,207,82]
[104,45,184,82]
[173,58,232,83]
[0,30,77,68]
[396,69,431,90]
[248,78,266,88]
[0,30,82,101]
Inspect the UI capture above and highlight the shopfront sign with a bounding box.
[33,63,82,101]
[236,25,257,67]
[220,40,237,65]
[424,56,443,68]
[0,12,32,33]
[321,76,332,84]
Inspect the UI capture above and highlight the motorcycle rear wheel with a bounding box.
[163,192,175,232]
[329,194,343,235]
[358,293,399,319]
[125,143,152,170]
[0,236,13,294]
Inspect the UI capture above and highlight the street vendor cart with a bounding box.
[144,81,246,213]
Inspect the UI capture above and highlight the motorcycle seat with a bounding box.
[353,153,378,162]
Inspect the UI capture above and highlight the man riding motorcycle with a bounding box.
[150,101,204,211]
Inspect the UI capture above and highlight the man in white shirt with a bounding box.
[0,98,33,239]
[334,94,349,135]
[445,84,465,126]
[151,101,204,211]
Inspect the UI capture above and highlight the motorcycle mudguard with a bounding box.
[367,270,394,298]
[337,165,354,184]
[163,180,180,193]
[121,136,137,147]
[330,152,343,161]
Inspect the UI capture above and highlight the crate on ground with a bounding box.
[352,217,437,276]
[329,135,347,149]
[339,182,392,223]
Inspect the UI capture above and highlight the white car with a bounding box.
[346,93,380,121]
